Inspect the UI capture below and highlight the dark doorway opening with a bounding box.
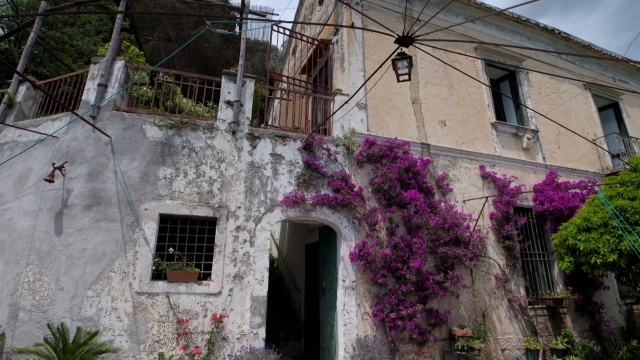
[266,222,338,360]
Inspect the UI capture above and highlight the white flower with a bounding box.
[169,248,175,253]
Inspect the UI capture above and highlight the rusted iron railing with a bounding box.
[118,64,221,121]
[594,132,640,172]
[28,68,89,119]
[254,25,333,135]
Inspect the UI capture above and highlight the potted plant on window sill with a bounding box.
[522,337,542,360]
[154,248,200,283]
[543,290,574,307]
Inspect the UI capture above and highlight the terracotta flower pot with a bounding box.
[451,328,473,337]
[544,297,565,306]
[166,270,200,283]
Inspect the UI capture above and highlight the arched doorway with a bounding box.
[266,220,338,360]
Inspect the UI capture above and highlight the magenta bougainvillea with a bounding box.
[532,169,597,233]
[281,136,486,348]
[478,165,525,259]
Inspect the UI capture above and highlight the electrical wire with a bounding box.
[409,0,454,37]
[305,46,400,142]
[414,43,640,172]
[331,64,392,126]
[419,43,640,94]
[463,179,640,203]
[365,0,640,90]
[110,138,152,250]
[406,0,431,35]
[0,24,214,167]
[417,38,640,65]
[413,0,539,39]
[336,0,399,37]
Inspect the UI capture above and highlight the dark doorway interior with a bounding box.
[265,222,337,360]
[305,241,320,354]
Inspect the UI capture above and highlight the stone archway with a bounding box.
[251,206,358,360]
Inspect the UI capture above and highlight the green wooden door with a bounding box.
[318,227,338,360]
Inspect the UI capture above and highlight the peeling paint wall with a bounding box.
[0,61,360,359]
[2,0,640,359]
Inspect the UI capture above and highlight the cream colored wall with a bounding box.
[361,0,640,173]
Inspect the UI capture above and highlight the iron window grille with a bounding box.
[516,207,557,305]
[151,214,217,281]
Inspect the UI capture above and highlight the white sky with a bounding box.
[251,0,640,60]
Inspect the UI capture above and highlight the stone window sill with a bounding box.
[492,121,539,137]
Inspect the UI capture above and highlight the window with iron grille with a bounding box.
[151,214,216,281]
[516,207,556,305]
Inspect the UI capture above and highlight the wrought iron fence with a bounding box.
[253,25,333,135]
[119,64,221,121]
[27,68,89,119]
[594,132,640,172]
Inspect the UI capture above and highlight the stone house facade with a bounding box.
[0,0,639,359]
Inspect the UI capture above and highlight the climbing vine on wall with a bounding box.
[281,136,486,349]
[532,169,597,233]
[478,165,525,260]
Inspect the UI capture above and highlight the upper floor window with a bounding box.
[486,63,526,126]
[152,214,217,282]
[593,94,631,171]
[516,207,557,305]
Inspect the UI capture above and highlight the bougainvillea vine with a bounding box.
[478,165,525,259]
[532,169,597,233]
[281,136,486,349]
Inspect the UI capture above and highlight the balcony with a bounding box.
[594,132,640,172]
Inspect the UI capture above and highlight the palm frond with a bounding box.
[15,322,118,360]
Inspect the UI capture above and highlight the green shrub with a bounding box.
[15,322,118,360]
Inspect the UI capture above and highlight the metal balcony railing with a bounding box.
[594,132,640,172]
[253,25,334,136]
[27,68,89,119]
[119,64,221,121]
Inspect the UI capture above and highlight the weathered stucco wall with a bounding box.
[0,60,363,358]
[361,0,640,173]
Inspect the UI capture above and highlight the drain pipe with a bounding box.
[0,1,47,124]
[91,0,127,119]
[230,0,250,134]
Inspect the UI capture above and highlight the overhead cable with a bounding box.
[418,39,640,65]
[420,44,640,94]
[409,0,455,37]
[413,44,640,172]
[414,0,539,39]
[305,46,400,142]
[0,24,212,167]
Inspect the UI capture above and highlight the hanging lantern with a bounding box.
[391,51,413,83]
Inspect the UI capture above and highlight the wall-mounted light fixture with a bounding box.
[392,51,413,83]
[44,161,67,184]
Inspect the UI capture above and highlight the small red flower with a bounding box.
[192,346,202,355]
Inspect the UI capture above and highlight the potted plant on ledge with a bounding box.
[549,333,570,359]
[523,337,542,360]
[543,290,574,307]
[451,323,473,337]
[154,248,200,283]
